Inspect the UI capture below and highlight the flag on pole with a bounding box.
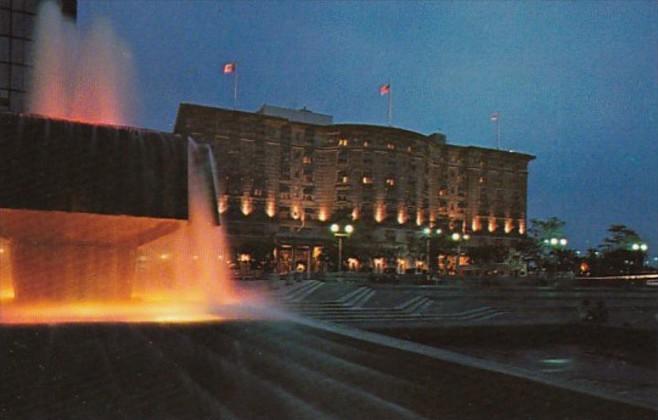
[379,83,391,96]
[490,112,499,122]
[223,62,236,74]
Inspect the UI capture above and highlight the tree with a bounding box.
[601,225,642,252]
[528,217,566,242]
[522,217,574,275]
[597,225,647,275]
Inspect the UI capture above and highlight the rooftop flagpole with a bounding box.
[387,80,393,127]
[233,62,239,110]
[379,81,392,126]
[491,111,501,149]
[223,61,238,109]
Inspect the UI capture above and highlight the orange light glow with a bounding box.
[318,207,328,222]
[416,210,424,226]
[219,195,229,214]
[488,218,497,233]
[519,220,526,235]
[0,287,15,301]
[375,204,385,223]
[0,239,13,301]
[266,199,276,218]
[240,196,253,216]
[291,205,302,220]
[0,301,224,325]
[505,219,514,234]
[397,208,408,224]
[351,207,360,221]
[472,217,481,232]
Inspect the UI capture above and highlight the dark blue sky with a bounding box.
[79,0,658,254]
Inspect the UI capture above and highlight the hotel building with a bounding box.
[174,103,534,273]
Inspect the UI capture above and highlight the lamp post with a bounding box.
[543,237,568,248]
[630,242,648,269]
[542,237,568,275]
[422,227,442,277]
[451,232,470,274]
[330,223,354,272]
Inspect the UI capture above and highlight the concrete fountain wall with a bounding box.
[0,112,192,301]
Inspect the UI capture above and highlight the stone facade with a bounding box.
[174,103,534,273]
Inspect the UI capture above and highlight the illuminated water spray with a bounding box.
[28,1,135,125]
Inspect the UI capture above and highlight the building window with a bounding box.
[338,138,348,147]
[303,155,312,164]
[386,143,395,150]
[362,175,373,185]
[363,141,369,147]
[386,178,395,187]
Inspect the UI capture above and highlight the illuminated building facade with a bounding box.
[174,103,534,273]
[0,0,77,112]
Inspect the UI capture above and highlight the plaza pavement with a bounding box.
[1,320,655,419]
[1,280,655,419]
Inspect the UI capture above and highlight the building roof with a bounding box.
[174,103,535,160]
[257,104,333,125]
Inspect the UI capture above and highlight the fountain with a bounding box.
[0,2,237,323]
[0,113,237,323]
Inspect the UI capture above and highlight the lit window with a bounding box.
[341,176,349,184]
[407,146,412,152]
[303,156,312,164]
[363,141,369,147]
[386,178,395,187]
[362,176,373,184]
[386,143,395,150]
[338,138,348,146]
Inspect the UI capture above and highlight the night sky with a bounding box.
[78,1,657,254]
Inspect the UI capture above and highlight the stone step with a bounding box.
[283,281,324,302]
[352,289,376,309]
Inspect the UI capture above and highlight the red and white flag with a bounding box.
[223,62,236,74]
[379,83,390,96]
[490,112,499,122]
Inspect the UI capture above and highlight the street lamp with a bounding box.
[630,242,648,252]
[543,237,568,249]
[330,223,354,272]
[450,232,470,274]
[421,227,444,276]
